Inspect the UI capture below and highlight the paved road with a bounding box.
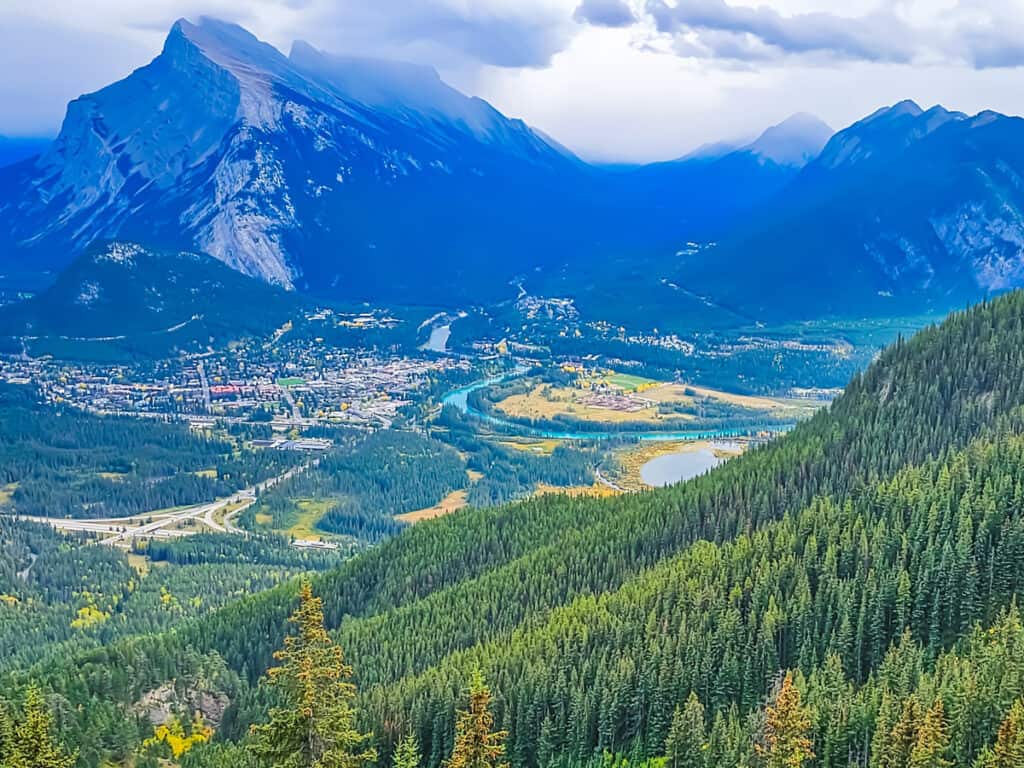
[18,460,321,547]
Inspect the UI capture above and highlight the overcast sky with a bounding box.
[3,0,1024,162]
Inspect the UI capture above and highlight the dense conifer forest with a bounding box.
[10,293,1024,767]
[0,385,300,518]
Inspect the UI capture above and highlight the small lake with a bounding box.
[423,325,451,353]
[640,448,723,487]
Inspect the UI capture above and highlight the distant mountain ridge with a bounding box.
[605,113,833,236]
[745,112,834,166]
[676,100,1024,318]
[1,18,1023,323]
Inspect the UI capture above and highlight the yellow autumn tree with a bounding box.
[756,672,815,768]
[445,670,508,768]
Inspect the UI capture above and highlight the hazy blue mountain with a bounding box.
[0,18,590,305]
[0,241,301,358]
[0,137,51,169]
[3,19,1019,325]
[744,112,834,166]
[677,101,1024,319]
[609,113,833,232]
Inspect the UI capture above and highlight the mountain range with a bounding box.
[0,18,592,305]
[678,100,1024,318]
[1,17,1024,325]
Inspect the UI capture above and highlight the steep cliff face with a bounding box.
[0,18,579,296]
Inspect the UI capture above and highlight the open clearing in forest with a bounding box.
[395,468,481,523]
[253,497,334,540]
[395,489,469,523]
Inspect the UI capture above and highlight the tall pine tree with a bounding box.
[445,670,508,768]
[664,692,706,768]
[756,673,814,768]
[5,684,76,768]
[908,699,950,768]
[250,581,377,768]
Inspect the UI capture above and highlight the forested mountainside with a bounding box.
[0,242,303,359]
[12,291,1024,766]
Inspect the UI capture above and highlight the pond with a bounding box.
[639,447,724,487]
[423,325,451,353]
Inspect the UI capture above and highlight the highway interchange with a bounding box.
[15,460,338,549]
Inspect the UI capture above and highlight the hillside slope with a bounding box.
[16,292,1024,767]
[0,241,301,358]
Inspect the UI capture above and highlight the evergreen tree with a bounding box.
[880,697,923,768]
[756,673,814,768]
[0,700,13,764]
[908,700,950,768]
[445,670,508,768]
[249,581,376,768]
[975,698,1024,768]
[664,693,706,768]
[6,684,76,768]
[393,735,421,768]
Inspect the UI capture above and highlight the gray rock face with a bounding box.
[0,17,575,291]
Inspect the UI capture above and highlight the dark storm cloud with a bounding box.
[573,0,636,28]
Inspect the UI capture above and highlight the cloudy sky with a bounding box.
[3,0,1024,162]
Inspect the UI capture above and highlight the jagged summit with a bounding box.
[816,100,968,170]
[0,17,578,296]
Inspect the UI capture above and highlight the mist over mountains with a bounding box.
[1,17,1023,323]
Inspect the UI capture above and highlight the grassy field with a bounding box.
[395,468,481,524]
[0,483,17,507]
[645,383,807,412]
[604,373,658,392]
[395,489,469,523]
[494,377,814,426]
[495,383,678,425]
[284,499,333,540]
[254,498,334,540]
[497,437,563,454]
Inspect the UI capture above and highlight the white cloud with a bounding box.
[2,0,1024,162]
